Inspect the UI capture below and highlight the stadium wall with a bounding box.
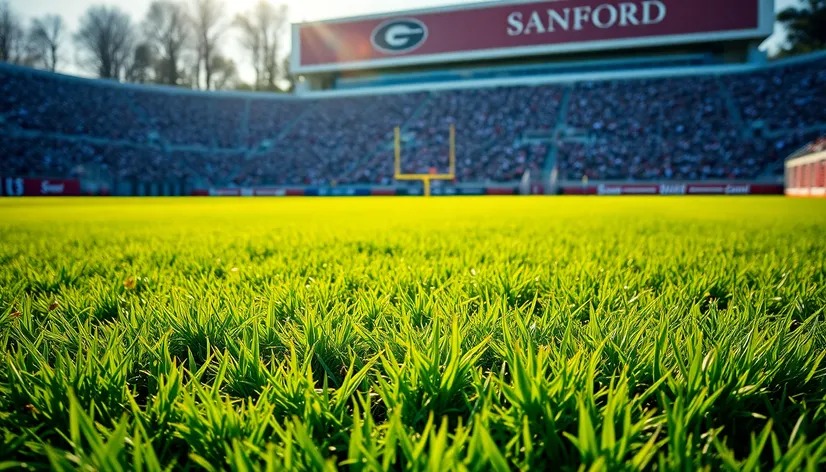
[560,182,783,196]
[186,181,783,198]
[0,178,784,198]
[1,178,82,197]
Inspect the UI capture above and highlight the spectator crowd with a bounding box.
[1,55,825,187]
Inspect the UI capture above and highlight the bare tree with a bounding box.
[0,0,31,65]
[74,6,135,79]
[176,54,200,88]
[125,42,155,83]
[0,0,17,62]
[282,56,293,92]
[191,0,225,89]
[234,12,261,88]
[209,54,237,89]
[143,1,192,85]
[258,2,285,90]
[234,1,288,91]
[29,14,64,71]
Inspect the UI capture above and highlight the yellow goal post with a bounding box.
[394,124,455,197]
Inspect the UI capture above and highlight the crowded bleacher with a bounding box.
[2,53,826,190]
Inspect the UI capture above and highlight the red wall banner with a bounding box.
[294,0,770,72]
[2,178,81,196]
[486,187,516,195]
[561,183,783,195]
[209,188,242,196]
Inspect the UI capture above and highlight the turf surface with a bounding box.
[1,196,825,470]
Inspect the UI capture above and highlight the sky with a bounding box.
[9,0,803,83]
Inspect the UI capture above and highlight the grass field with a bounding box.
[1,196,825,471]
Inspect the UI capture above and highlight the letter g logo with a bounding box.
[371,19,428,54]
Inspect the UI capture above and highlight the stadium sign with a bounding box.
[562,183,782,196]
[40,181,66,195]
[659,184,687,195]
[292,0,773,73]
[1,178,81,197]
[371,19,429,53]
[506,1,667,36]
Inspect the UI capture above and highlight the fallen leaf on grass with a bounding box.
[124,277,137,290]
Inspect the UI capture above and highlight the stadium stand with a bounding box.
[724,58,826,131]
[2,53,826,193]
[238,94,427,186]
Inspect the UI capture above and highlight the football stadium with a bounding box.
[1,0,826,469]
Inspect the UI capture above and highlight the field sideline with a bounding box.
[1,197,825,470]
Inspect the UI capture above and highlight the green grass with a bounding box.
[1,196,825,471]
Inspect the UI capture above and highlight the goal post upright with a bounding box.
[394,124,456,197]
[394,126,402,177]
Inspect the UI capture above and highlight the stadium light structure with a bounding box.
[394,124,455,197]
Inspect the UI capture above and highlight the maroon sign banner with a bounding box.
[293,0,772,73]
[1,178,81,196]
[561,183,783,196]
